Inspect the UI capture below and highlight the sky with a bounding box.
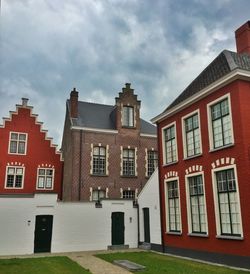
[0,0,250,146]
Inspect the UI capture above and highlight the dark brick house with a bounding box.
[62,83,157,202]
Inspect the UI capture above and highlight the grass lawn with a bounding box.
[0,256,91,274]
[96,251,247,274]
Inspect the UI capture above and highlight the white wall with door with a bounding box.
[0,194,138,256]
[138,169,161,247]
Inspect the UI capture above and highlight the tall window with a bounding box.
[164,125,177,164]
[167,180,181,232]
[122,106,134,127]
[37,168,54,189]
[122,190,135,199]
[147,151,158,176]
[9,132,27,154]
[215,168,241,236]
[188,175,207,234]
[123,148,135,176]
[93,146,106,175]
[92,189,105,202]
[184,113,201,157]
[5,166,24,188]
[211,98,232,149]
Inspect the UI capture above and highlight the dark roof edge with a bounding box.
[223,50,238,71]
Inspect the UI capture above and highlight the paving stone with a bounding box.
[114,259,146,271]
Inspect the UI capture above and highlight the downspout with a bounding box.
[157,124,165,253]
[137,201,140,247]
[79,130,83,201]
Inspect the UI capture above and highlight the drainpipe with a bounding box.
[137,202,140,247]
[157,124,165,253]
[79,130,83,201]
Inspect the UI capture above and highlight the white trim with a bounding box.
[36,167,55,190]
[151,69,250,123]
[4,165,25,189]
[161,121,178,165]
[71,126,118,134]
[140,133,157,138]
[207,93,234,151]
[181,109,203,159]
[164,176,182,233]
[185,171,208,235]
[211,164,243,237]
[8,131,28,155]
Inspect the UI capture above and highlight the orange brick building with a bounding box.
[152,21,250,264]
[62,83,157,202]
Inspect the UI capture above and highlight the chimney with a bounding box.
[235,21,250,54]
[70,87,78,118]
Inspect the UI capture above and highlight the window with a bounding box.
[147,150,158,176]
[122,106,134,127]
[187,175,207,234]
[92,189,105,202]
[5,166,24,188]
[184,113,201,157]
[164,124,177,164]
[123,148,135,176]
[210,98,232,149]
[93,146,106,175]
[215,168,241,236]
[122,190,135,199]
[166,180,181,232]
[9,132,27,154]
[37,168,54,189]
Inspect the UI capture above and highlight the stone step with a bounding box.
[139,242,151,250]
[107,244,129,250]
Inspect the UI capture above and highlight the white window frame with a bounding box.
[122,190,135,199]
[8,132,28,155]
[122,147,137,176]
[90,144,109,176]
[122,105,135,127]
[165,177,182,234]
[5,166,25,189]
[162,121,178,165]
[36,168,55,190]
[182,109,202,159]
[207,93,234,151]
[211,164,243,239]
[185,171,208,236]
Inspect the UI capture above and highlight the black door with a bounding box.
[111,212,124,245]
[143,208,150,243]
[34,215,53,253]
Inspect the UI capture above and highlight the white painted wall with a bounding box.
[0,194,138,256]
[138,169,161,245]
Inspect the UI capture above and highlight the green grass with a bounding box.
[96,251,247,274]
[0,256,91,274]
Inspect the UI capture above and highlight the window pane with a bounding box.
[7,175,14,187]
[19,134,26,141]
[16,168,23,175]
[15,175,22,188]
[10,141,17,153]
[46,177,52,188]
[11,133,18,140]
[39,169,45,175]
[38,177,45,188]
[7,167,15,175]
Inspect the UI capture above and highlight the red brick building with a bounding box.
[152,21,250,263]
[0,98,63,198]
[61,83,157,202]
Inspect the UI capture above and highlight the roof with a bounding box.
[68,100,156,135]
[162,50,250,113]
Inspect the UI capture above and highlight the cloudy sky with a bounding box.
[0,0,249,146]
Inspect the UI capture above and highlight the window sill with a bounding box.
[162,161,178,167]
[166,231,182,236]
[90,174,108,177]
[216,235,243,241]
[8,152,26,155]
[209,143,234,153]
[121,175,138,178]
[183,153,202,161]
[188,233,208,238]
[122,126,136,129]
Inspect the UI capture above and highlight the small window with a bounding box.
[122,106,134,127]
[147,151,158,176]
[122,190,135,199]
[9,132,27,154]
[122,148,135,176]
[5,166,24,188]
[164,125,177,164]
[184,113,201,157]
[92,189,105,202]
[93,146,106,175]
[37,168,54,189]
[210,98,232,149]
[166,180,181,232]
[215,168,241,236]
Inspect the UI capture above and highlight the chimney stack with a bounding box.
[70,87,78,118]
[235,21,250,54]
